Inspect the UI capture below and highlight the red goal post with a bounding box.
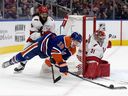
[60,15,96,76]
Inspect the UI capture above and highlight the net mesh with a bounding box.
[60,15,96,73]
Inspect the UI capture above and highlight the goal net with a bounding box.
[60,15,96,76]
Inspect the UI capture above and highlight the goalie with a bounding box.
[76,30,111,79]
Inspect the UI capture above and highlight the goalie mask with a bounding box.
[94,30,106,44]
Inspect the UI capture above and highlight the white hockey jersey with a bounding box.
[30,16,55,33]
[77,35,109,59]
[86,35,109,58]
[25,15,55,48]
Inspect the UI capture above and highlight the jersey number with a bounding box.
[91,49,95,54]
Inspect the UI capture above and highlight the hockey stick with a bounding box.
[101,77,128,84]
[51,65,61,83]
[52,65,127,89]
[68,71,127,89]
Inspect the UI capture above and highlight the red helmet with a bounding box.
[38,6,48,14]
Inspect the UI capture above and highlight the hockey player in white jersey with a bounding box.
[76,30,111,79]
[14,6,55,72]
[26,5,55,47]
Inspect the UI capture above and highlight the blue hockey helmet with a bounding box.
[71,32,82,43]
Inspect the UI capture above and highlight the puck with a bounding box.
[109,84,114,89]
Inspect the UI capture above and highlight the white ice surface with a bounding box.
[0,46,128,96]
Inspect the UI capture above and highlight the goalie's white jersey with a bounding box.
[77,35,109,59]
[30,16,55,33]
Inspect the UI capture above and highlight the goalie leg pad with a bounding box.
[83,62,101,79]
[99,60,110,77]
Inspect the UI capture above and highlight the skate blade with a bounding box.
[13,71,23,74]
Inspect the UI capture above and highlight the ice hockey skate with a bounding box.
[14,62,26,73]
[2,61,12,68]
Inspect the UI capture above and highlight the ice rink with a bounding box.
[0,46,128,96]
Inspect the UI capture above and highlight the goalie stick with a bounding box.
[68,71,127,90]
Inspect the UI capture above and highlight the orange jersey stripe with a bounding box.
[21,42,38,56]
[64,36,71,48]
[69,47,76,55]
[52,54,63,64]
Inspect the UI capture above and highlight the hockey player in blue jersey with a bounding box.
[2,31,82,76]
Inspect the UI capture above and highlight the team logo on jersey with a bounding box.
[61,49,67,55]
[57,42,64,49]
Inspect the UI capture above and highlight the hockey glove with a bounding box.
[59,62,68,76]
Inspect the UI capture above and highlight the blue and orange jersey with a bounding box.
[17,32,77,68]
[50,35,76,64]
[37,33,76,64]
